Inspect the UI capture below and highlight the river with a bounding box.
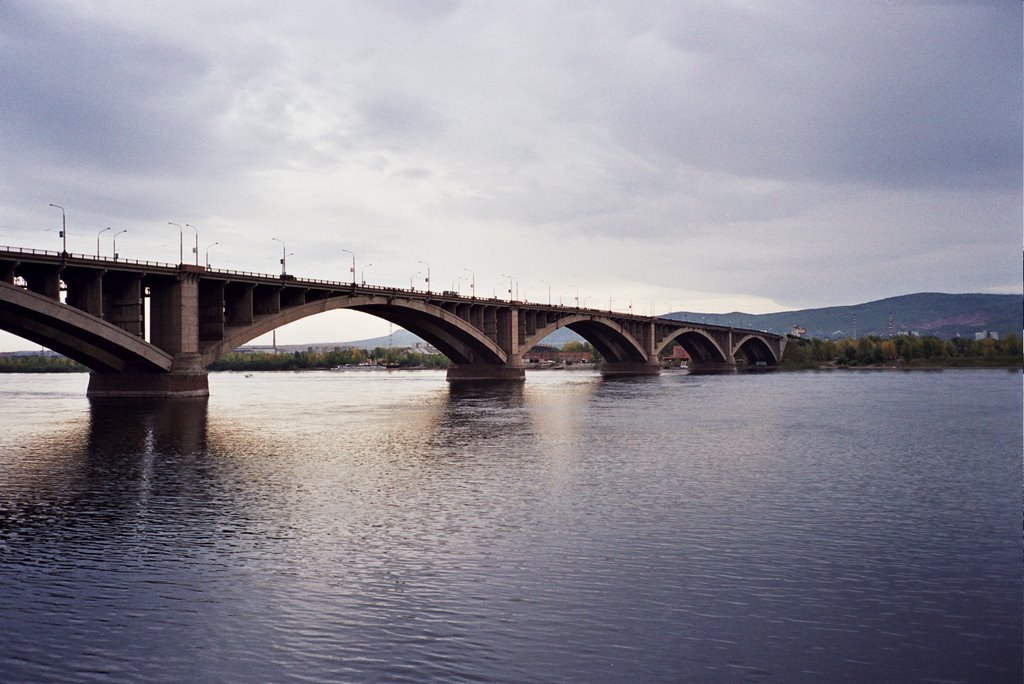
[0,369,1020,682]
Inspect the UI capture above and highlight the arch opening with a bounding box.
[733,335,779,366]
[200,295,507,369]
[521,314,648,363]
[657,329,729,365]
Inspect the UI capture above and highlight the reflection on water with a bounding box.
[88,397,209,455]
[0,370,1020,683]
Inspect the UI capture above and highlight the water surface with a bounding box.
[1,369,1020,682]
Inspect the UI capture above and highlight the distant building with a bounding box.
[522,345,592,364]
[665,345,691,361]
[974,331,1000,341]
[789,325,806,338]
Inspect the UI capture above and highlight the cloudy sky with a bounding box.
[1,0,1020,349]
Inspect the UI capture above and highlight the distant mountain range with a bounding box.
[666,292,1022,340]
[282,293,1022,351]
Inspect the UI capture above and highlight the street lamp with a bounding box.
[464,268,475,298]
[168,222,184,264]
[112,229,127,260]
[418,260,430,293]
[502,273,516,302]
[361,263,372,286]
[206,242,219,268]
[185,224,200,266]
[342,249,355,285]
[96,227,111,257]
[569,284,579,308]
[272,237,289,275]
[410,271,421,289]
[49,204,66,254]
[540,280,551,306]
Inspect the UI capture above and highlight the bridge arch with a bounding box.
[199,294,508,368]
[732,333,781,366]
[655,328,730,364]
[522,314,648,363]
[0,282,172,373]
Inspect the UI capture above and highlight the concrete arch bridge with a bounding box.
[0,248,786,397]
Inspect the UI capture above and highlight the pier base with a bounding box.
[446,364,526,382]
[87,371,210,398]
[686,361,738,374]
[599,361,662,377]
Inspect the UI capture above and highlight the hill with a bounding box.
[667,293,1021,339]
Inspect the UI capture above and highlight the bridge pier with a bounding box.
[599,361,662,377]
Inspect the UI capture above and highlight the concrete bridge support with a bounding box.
[445,363,526,381]
[687,359,738,374]
[600,361,662,377]
[445,306,526,381]
[89,269,209,399]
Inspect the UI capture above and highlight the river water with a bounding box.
[0,369,1020,682]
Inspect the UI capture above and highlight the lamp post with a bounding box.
[96,227,111,257]
[206,242,219,268]
[361,263,372,286]
[569,284,579,308]
[410,271,421,290]
[185,224,200,266]
[464,268,475,298]
[418,260,430,293]
[502,274,515,302]
[342,249,355,285]
[49,204,66,254]
[112,229,127,260]
[168,222,184,264]
[540,280,551,306]
[272,237,288,275]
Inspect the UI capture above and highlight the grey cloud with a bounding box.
[599,2,1020,191]
[354,92,447,148]
[0,3,223,174]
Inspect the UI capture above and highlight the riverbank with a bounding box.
[780,359,1023,371]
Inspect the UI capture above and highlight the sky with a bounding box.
[0,0,1020,350]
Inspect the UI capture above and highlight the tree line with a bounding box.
[2,335,1017,373]
[781,334,1022,368]
[208,347,450,371]
[0,354,87,373]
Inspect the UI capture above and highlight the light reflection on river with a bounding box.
[0,369,1020,682]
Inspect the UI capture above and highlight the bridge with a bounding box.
[0,247,787,397]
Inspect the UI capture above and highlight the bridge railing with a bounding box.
[0,245,179,270]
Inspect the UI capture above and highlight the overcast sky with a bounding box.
[1,0,1020,349]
